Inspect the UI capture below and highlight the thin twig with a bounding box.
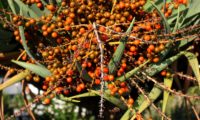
[130,78,171,120]
[187,99,200,120]
[21,80,36,120]
[175,72,198,82]
[141,72,200,99]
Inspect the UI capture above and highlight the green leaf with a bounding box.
[68,90,127,110]
[146,51,185,76]
[184,52,200,87]
[76,62,92,82]
[162,77,173,120]
[14,0,39,18]
[90,90,127,110]
[134,86,162,118]
[0,70,30,91]
[7,0,17,14]
[29,4,50,17]
[117,60,150,81]
[69,91,97,99]
[59,95,80,103]
[108,18,135,74]
[12,60,51,78]
[121,86,162,120]
[178,35,197,48]
[184,0,200,22]
[18,26,44,67]
[121,51,187,120]
[149,1,170,33]
[173,7,180,33]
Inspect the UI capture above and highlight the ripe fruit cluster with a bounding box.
[9,0,178,105]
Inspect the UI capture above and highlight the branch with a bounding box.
[93,22,105,118]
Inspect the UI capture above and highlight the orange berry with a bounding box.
[121,63,127,69]
[95,79,101,85]
[51,32,58,38]
[148,44,155,51]
[138,56,144,62]
[76,86,82,92]
[128,98,134,105]
[130,46,136,52]
[134,39,140,46]
[43,98,51,105]
[79,83,85,90]
[79,27,86,34]
[108,84,114,90]
[82,63,87,68]
[66,77,72,83]
[161,70,167,76]
[103,75,109,81]
[118,88,124,95]
[46,4,55,11]
[99,26,106,32]
[63,89,69,95]
[153,57,160,63]
[103,67,109,73]
[108,74,114,81]
[120,82,126,88]
[144,35,151,41]
[64,25,71,31]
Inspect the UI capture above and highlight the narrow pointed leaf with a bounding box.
[0,70,30,91]
[108,18,135,74]
[69,91,97,99]
[90,90,127,110]
[117,60,150,81]
[7,0,17,14]
[76,62,92,82]
[173,7,180,33]
[146,51,185,76]
[121,86,162,120]
[60,95,80,103]
[149,1,170,33]
[18,26,44,67]
[12,60,51,78]
[184,52,200,87]
[162,77,173,120]
[14,0,39,18]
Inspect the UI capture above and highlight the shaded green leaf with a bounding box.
[14,0,39,18]
[90,90,127,110]
[76,62,92,82]
[108,18,135,74]
[12,60,51,78]
[149,1,170,33]
[162,77,173,120]
[117,60,150,81]
[18,26,44,67]
[121,86,162,120]
[173,7,180,33]
[146,51,185,76]
[7,0,16,14]
[184,52,200,87]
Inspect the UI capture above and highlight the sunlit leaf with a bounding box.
[0,70,30,91]
[12,60,51,78]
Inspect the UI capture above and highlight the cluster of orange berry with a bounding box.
[9,0,174,105]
